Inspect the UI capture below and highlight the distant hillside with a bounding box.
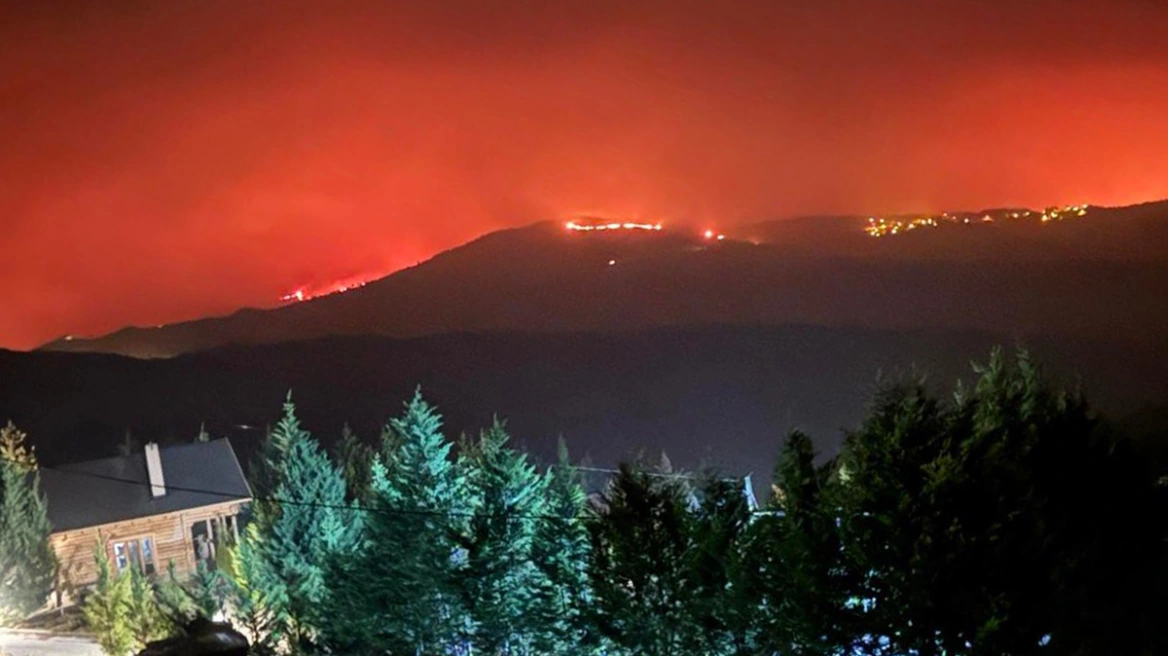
[40,200,1168,358]
[742,200,1168,262]
[8,326,1168,480]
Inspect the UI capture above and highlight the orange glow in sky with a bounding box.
[3,1,1168,349]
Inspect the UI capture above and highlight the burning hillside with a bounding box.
[280,273,382,304]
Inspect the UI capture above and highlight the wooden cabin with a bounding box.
[40,439,251,604]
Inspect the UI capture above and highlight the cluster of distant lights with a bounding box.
[864,204,1090,238]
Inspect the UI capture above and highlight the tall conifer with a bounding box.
[243,395,359,649]
[323,390,473,655]
[456,419,551,655]
[0,422,56,624]
[530,438,595,654]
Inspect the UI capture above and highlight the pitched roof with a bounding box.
[41,438,251,533]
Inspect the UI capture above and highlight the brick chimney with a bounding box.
[145,442,166,497]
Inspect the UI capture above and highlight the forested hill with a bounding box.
[41,201,1168,358]
[7,325,1168,480]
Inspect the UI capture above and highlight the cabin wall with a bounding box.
[50,500,248,603]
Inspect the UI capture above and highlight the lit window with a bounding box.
[141,538,156,575]
[113,542,129,572]
[111,537,157,576]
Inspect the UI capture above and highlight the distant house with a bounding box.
[40,439,251,603]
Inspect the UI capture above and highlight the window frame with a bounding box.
[110,535,158,576]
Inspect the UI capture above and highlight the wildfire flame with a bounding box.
[565,219,663,232]
[280,273,381,303]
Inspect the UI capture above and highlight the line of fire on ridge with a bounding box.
[565,218,724,241]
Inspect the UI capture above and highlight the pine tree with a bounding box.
[530,438,595,655]
[588,462,698,656]
[686,476,756,656]
[751,431,857,656]
[334,423,374,503]
[154,561,198,626]
[455,419,551,655]
[243,395,360,649]
[0,422,57,625]
[127,567,168,646]
[185,561,231,621]
[223,530,286,655]
[82,541,136,656]
[322,389,472,655]
[827,349,1167,655]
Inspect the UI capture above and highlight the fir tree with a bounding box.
[686,476,756,656]
[0,422,57,624]
[751,431,856,656]
[455,419,551,655]
[82,541,136,656]
[588,462,698,656]
[334,423,374,503]
[223,530,286,655]
[827,349,1167,655]
[154,561,198,626]
[185,561,231,621]
[243,395,360,649]
[530,438,595,655]
[127,567,168,646]
[322,389,472,655]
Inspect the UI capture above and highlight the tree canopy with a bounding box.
[0,421,56,625]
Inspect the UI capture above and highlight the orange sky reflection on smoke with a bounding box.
[2,0,1168,348]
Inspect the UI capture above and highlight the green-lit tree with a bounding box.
[126,567,169,646]
[82,542,136,656]
[455,419,551,655]
[588,462,698,656]
[0,422,57,625]
[222,530,286,655]
[322,390,472,655]
[185,561,231,621]
[530,438,595,655]
[154,561,198,626]
[243,394,360,649]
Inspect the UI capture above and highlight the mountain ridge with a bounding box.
[40,200,1168,358]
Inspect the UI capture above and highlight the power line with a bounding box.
[9,455,763,524]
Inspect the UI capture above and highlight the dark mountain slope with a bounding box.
[9,326,1167,479]
[41,201,1168,358]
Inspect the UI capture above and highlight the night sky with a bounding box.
[3,0,1168,350]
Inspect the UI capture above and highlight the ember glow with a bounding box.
[3,1,1168,349]
[279,274,382,303]
[566,220,664,232]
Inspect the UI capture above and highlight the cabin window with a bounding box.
[112,536,156,576]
